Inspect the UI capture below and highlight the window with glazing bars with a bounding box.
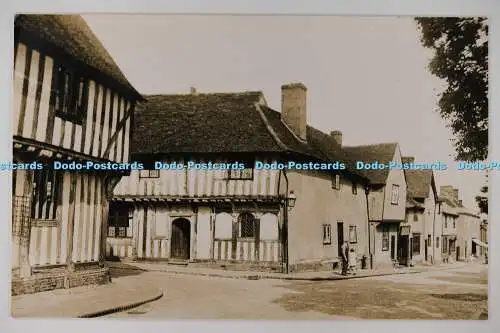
[31,169,62,220]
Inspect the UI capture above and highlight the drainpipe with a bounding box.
[365,184,373,269]
[282,170,290,274]
[432,200,437,265]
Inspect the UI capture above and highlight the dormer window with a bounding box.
[54,64,88,124]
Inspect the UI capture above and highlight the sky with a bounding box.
[82,14,487,211]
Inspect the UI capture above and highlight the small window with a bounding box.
[108,203,133,238]
[239,212,256,238]
[228,168,253,180]
[428,234,432,247]
[349,225,357,243]
[139,170,160,178]
[444,215,448,228]
[381,226,389,251]
[453,219,456,228]
[352,182,357,195]
[332,174,341,190]
[412,233,421,255]
[413,212,418,221]
[391,184,399,205]
[54,65,88,124]
[322,224,332,245]
[436,237,440,248]
[31,169,62,220]
[442,237,448,254]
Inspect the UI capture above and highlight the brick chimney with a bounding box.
[330,131,342,146]
[440,185,459,203]
[402,156,415,164]
[281,83,307,141]
[189,86,197,94]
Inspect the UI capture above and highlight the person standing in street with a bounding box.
[341,241,349,275]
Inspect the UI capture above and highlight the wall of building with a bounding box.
[113,158,280,198]
[456,213,481,260]
[381,148,407,222]
[286,169,368,271]
[106,202,281,264]
[13,41,133,163]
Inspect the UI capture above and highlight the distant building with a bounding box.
[402,165,438,265]
[343,143,407,268]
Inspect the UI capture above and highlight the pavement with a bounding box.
[9,260,477,318]
[10,272,164,318]
[106,260,470,281]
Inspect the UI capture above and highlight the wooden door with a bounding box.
[337,222,344,257]
[171,218,190,260]
[390,235,396,260]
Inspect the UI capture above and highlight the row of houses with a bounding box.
[105,87,488,272]
[11,14,488,295]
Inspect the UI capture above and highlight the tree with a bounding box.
[475,185,488,214]
[414,17,488,162]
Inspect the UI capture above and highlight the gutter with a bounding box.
[365,185,373,269]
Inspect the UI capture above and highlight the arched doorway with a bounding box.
[171,218,191,260]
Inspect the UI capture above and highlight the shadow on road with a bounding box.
[108,262,146,278]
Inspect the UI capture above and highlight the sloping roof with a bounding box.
[15,14,141,99]
[343,143,398,184]
[405,169,434,199]
[132,92,281,154]
[406,197,425,210]
[131,92,368,180]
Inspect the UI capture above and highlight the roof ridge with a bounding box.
[143,91,263,98]
[344,142,398,148]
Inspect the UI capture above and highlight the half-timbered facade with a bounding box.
[109,84,371,272]
[12,15,142,295]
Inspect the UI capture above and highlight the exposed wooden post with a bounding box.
[231,210,238,260]
[16,168,34,278]
[99,174,122,266]
[65,172,78,273]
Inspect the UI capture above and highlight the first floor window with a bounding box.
[228,168,253,180]
[108,203,133,238]
[54,64,88,124]
[413,211,418,221]
[436,237,440,248]
[391,184,400,205]
[412,233,421,255]
[382,226,389,251]
[427,234,432,247]
[239,212,256,238]
[322,224,332,245]
[349,225,357,243]
[139,169,160,178]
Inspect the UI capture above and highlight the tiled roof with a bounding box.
[343,143,398,184]
[405,169,435,199]
[130,92,368,181]
[15,14,141,99]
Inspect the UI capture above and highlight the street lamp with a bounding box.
[287,190,296,210]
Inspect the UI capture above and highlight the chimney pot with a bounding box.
[330,131,343,146]
[281,82,307,141]
[402,156,415,164]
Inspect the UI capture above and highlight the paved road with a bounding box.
[105,264,487,320]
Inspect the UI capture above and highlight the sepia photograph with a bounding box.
[9,12,489,321]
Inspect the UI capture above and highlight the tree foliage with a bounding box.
[414,17,488,162]
[475,185,488,214]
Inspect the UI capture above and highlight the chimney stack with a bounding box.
[330,131,342,146]
[281,83,307,141]
[190,86,197,94]
[402,156,415,164]
[440,186,459,204]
